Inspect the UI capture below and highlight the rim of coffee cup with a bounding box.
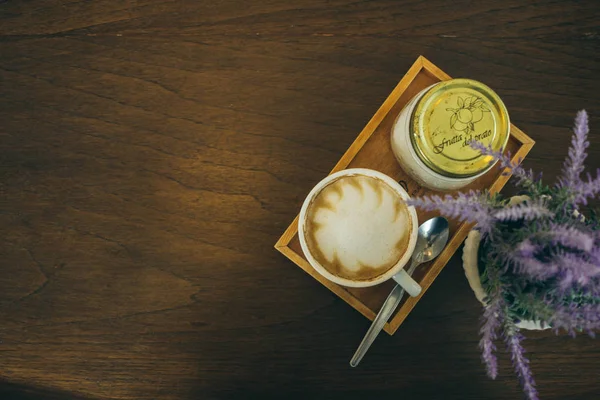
[298,168,418,288]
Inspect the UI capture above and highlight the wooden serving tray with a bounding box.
[275,56,535,335]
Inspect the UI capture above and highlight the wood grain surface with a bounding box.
[1,1,599,399]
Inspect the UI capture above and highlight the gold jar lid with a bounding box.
[410,78,510,178]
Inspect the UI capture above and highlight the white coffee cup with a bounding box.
[298,168,421,296]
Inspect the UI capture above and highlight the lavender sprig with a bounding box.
[546,223,595,252]
[493,201,552,222]
[469,140,536,189]
[571,170,600,207]
[505,328,539,400]
[504,251,558,281]
[406,191,495,233]
[516,240,540,258]
[558,110,589,189]
[549,302,600,337]
[479,291,503,379]
[554,252,600,290]
[502,246,599,287]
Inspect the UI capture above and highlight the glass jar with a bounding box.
[391,79,510,191]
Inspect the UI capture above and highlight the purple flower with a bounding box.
[505,247,599,287]
[549,302,600,337]
[516,240,540,258]
[554,252,600,290]
[505,329,539,400]
[558,110,589,189]
[470,140,536,189]
[591,245,600,264]
[479,292,503,379]
[571,170,600,206]
[406,190,495,233]
[493,201,552,222]
[506,252,559,281]
[554,110,600,206]
[546,223,595,252]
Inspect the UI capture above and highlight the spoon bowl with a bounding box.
[415,216,450,264]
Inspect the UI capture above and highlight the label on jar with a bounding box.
[411,79,509,177]
[429,92,495,158]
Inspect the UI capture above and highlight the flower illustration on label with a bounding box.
[446,95,490,135]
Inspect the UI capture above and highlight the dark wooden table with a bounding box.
[1,1,599,399]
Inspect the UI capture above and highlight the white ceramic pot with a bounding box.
[462,195,549,331]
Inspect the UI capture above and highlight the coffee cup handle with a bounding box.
[392,269,422,297]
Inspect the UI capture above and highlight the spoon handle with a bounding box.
[350,260,421,368]
[349,284,404,367]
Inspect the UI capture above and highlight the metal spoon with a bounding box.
[350,216,450,367]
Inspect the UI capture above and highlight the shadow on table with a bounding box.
[0,380,97,400]
[186,252,521,400]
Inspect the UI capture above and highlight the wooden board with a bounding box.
[275,55,535,335]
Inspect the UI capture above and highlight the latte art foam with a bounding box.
[304,175,413,281]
